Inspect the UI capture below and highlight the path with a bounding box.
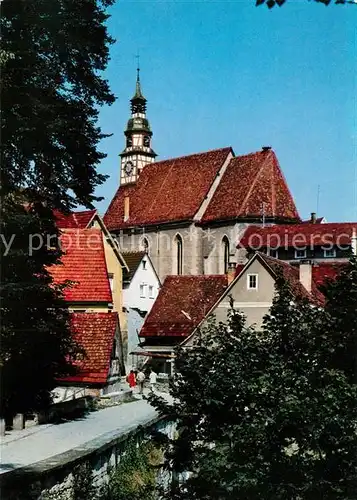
[0,397,160,474]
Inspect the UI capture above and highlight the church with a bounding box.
[104,71,301,281]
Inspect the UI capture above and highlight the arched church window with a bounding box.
[176,235,183,275]
[142,237,149,254]
[222,236,230,274]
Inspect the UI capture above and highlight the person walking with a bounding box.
[126,369,136,390]
[136,369,145,394]
[149,369,157,393]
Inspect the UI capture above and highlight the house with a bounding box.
[238,222,357,264]
[138,275,228,374]
[55,312,125,400]
[121,251,161,369]
[104,73,300,281]
[55,209,128,318]
[138,254,326,370]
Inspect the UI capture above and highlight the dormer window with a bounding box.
[295,249,307,259]
[323,248,336,258]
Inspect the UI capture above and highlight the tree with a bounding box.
[152,264,357,499]
[0,198,81,418]
[256,0,356,7]
[0,0,115,417]
[1,0,115,210]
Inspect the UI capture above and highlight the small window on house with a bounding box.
[323,248,336,258]
[140,284,147,298]
[267,248,279,259]
[149,285,154,298]
[295,249,307,259]
[108,273,114,292]
[247,274,258,290]
[142,260,147,270]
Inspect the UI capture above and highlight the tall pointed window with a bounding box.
[222,236,230,274]
[142,237,149,254]
[176,235,183,275]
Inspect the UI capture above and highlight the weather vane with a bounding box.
[135,51,140,81]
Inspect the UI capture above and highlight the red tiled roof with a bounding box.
[312,262,347,288]
[55,210,96,229]
[200,149,299,223]
[104,148,232,230]
[61,313,118,385]
[139,275,228,338]
[239,222,357,250]
[50,229,112,303]
[258,254,325,305]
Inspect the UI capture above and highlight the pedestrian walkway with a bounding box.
[0,397,160,474]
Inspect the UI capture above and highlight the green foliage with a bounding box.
[0,198,82,417]
[256,0,355,7]
[104,439,162,500]
[1,0,115,210]
[152,259,357,499]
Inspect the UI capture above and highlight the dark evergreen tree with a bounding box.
[256,0,355,7]
[152,265,357,499]
[0,0,115,417]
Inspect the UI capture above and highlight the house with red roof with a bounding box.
[103,74,300,281]
[137,253,328,372]
[55,312,125,399]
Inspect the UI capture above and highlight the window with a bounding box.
[149,285,154,298]
[176,235,183,275]
[295,249,307,259]
[126,136,132,147]
[267,248,279,259]
[108,273,114,292]
[142,260,147,270]
[247,274,258,290]
[222,236,230,274]
[323,248,336,258]
[140,284,147,298]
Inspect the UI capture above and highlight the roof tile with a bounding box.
[60,312,118,385]
[54,210,96,229]
[49,229,112,303]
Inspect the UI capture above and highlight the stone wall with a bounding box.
[0,417,175,500]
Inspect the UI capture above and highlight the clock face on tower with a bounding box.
[124,161,134,175]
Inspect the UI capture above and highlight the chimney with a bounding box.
[299,260,312,293]
[352,228,357,256]
[124,196,130,221]
[227,262,236,285]
[310,212,317,224]
[262,146,271,152]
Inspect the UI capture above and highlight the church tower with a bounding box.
[120,67,157,185]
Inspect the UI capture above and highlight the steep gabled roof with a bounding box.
[60,313,118,385]
[201,149,299,223]
[104,148,232,230]
[50,229,112,303]
[239,222,357,250]
[257,254,325,305]
[54,209,96,229]
[139,275,228,338]
[122,251,146,282]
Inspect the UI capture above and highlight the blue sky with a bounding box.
[95,0,356,222]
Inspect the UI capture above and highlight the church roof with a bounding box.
[104,148,232,229]
[60,312,118,385]
[139,275,228,339]
[104,147,299,230]
[201,149,299,223]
